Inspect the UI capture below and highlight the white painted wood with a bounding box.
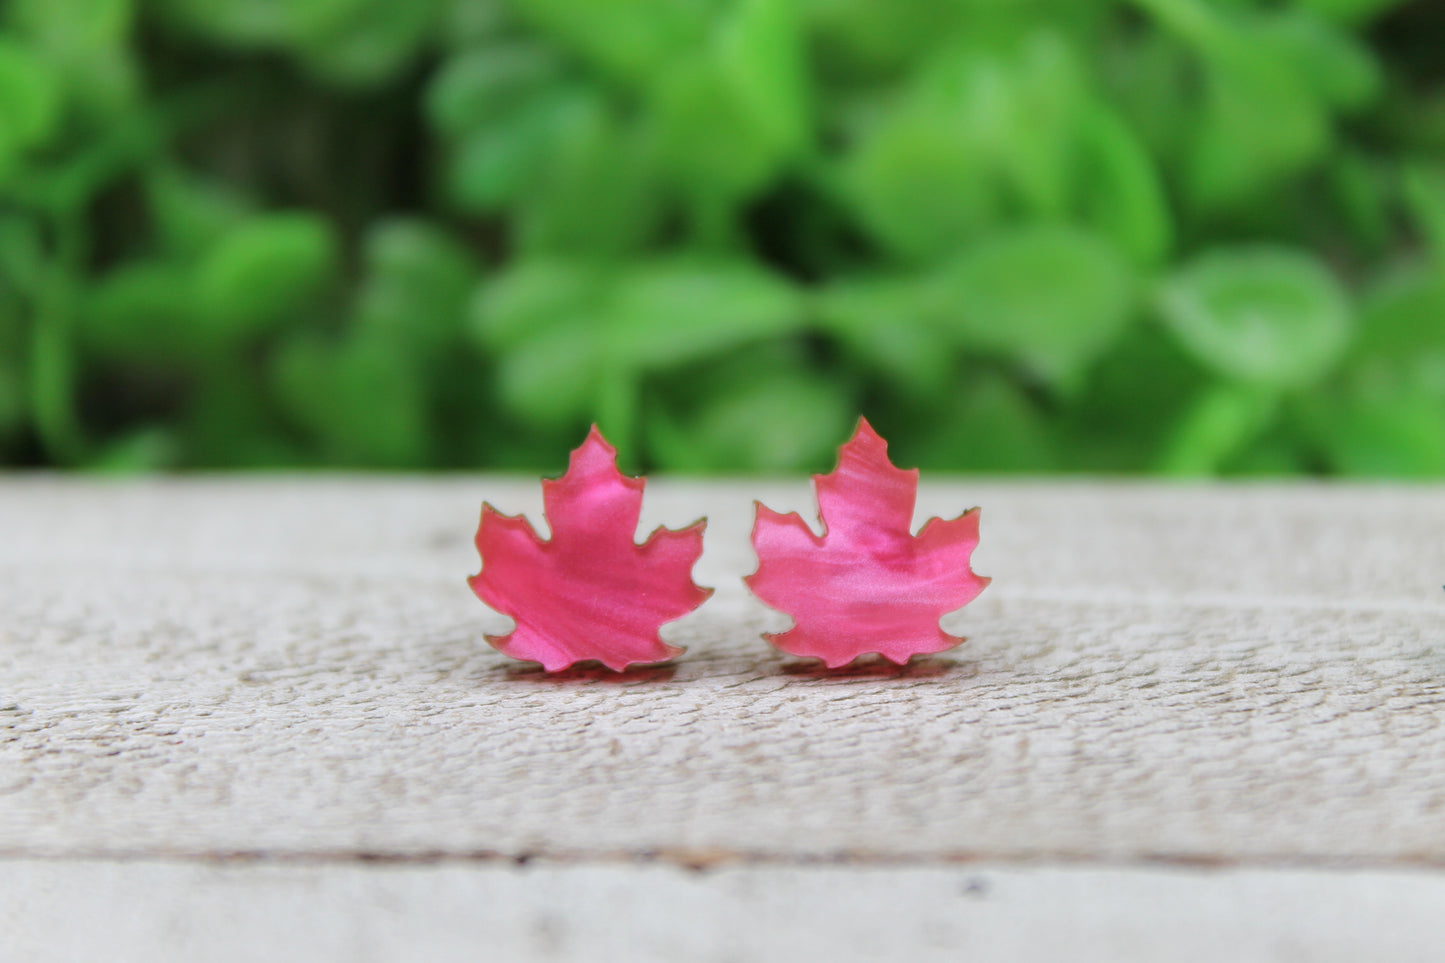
[1,478,1444,863]
[5,859,1443,963]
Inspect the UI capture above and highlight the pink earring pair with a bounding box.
[467,418,990,672]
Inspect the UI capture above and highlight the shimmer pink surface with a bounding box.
[746,419,990,668]
[468,427,711,671]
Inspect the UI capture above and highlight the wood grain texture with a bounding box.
[2,478,1445,863]
[7,859,1443,963]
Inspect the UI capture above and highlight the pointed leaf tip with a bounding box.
[569,424,621,476]
[852,415,884,445]
[815,417,918,538]
[749,420,989,668]
[838,417,908,477]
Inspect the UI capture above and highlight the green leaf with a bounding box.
[508,0,707,89]
[606,260,804,369]
[445,89,586,211]
[1329,151,1392,254]
[494,317,603,427]
[1064,325,1207,471]
[469,259,604,352]
[993,33,1090,219]
[473,258,804,427]
[718,0,809,162]
[0,214,44,297]
[89,426,180,473]
[9,0,131,49]
[195,213,338,340]
[271,333,331,436]
[1109,31,1195,170]
[355,219,477,352]
[1157,383,1279,475]
[813,275,955,395]
[1403,162,1445,268]
[1222,430,1310,476]
[896,372,1057,473]
[841,35,1089,261]
[0,0,1434,476]
[817,227,1136,393]
[294,0,447,86]
[803,0,971,75]
[841,104,1003,261]
[273,331,430,466]
[647,369,853,472]
[515,98,659,257]
[1308,386,1445,477]
[1074,105,1173,267]
[182,371,302,468]
[641,0,809,228]
[282,0,370,43]
[8,0,137,113]
[1301,256,1445,476]
[1352,262,1445,370]
[448,123,546,211]
[1188,48,1330,208]
[146,168,254,261]
[936,225,1137,389]
[425,45,563,137]
[81,262,203,364]
[1263,13,1381,111]
[1134,0,1336,208]
[325,335,431,465]
[648,56,779,206]
[0,291,24,439]
[152,0,287,44]
[1292,0,1411,26]
[1158,246,1352,387]
[0,38,62,148]
[0,358,24,440]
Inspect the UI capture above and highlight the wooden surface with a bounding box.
[6,860,1442,963]
[3,476,1445,958]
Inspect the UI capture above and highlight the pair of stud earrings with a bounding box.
[468,418,990,672]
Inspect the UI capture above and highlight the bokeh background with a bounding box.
[0,0,1442,474]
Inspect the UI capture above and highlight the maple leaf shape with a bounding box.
[745,418,990,668]
[468,426,711,671]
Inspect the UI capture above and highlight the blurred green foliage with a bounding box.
[0,0,1442,474]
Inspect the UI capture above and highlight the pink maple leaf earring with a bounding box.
[468,426,712,672]
[745,417,990,669]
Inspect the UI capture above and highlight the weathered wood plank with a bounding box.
[5,859,1443,963]
[1,479,1444,862]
